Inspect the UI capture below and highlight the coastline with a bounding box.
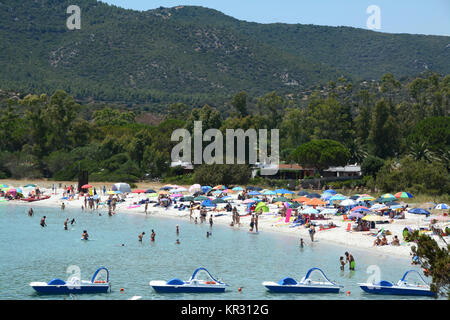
[4,188,443,260]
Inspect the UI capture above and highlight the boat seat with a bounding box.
[166,278,184,285]
[375,280,393,287]
[278,277,298,286]
[47,278,67,285]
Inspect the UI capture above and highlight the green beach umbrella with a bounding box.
[194,196,209,201]
[273,197,289,202]
[24,184,37,187]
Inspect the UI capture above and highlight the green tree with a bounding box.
[368,99,399,158]
[231,91,249,117]
[291,139,351,175]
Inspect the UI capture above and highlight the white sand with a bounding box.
[4,188,449,259]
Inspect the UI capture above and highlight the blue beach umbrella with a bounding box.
[297,191,309,196]
[408,208,431,217]
[232,186,243,191]
[323,189,337,195]
[435,203,449,210]
[248,191,261,196]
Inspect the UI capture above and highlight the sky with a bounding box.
[101,0,450,36]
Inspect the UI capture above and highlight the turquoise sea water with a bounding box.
[0,204,435,300]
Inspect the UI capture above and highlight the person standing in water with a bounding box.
[138,232,145,242]
[309,225,316,242]
[61,202,65,210]
[209,215,214,228]
[40,216,47,227]
[254,214,259,232]
[28,208,34,217]
[150,230,156,242]
[64,218,68,230]
[345,252,355,271]
[300,238,304,248]
[176,225,179,235]
[340,257,346,271]
[145,202,148,214]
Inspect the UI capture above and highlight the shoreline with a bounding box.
[4,189,444,260]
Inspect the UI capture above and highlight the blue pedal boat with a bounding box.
[263,267,342,293]
[30,267,111,294]
[149,267,228,293]
[359,270,434,297]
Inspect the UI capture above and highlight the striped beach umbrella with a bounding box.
[394,192,413,199]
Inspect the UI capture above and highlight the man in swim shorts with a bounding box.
[40,216,47,227]
[345,252,355,270]
[138,232,145,242]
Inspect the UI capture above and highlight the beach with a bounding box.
[3,181,448,260]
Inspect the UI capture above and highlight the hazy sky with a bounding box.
[101,0,450,36]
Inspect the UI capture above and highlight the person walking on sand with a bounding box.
[138,232,145,242]
[345,252,355,271]
[64,218,68,230]
[40,216,47,227]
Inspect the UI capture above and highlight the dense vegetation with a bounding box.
[0,1,449,111]
[0,72,448,196]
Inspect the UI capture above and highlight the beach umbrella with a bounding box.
[263,190,276,195]
[250,197,262,202]
[289,202,301,209]
[221,196,232,201]
[145,189,157,194]
[320,193,332,200]
[222,189,233,193]
[212,198,226,204]
[349,211,364,219]
[381,193,396,201]
[0,184,8,188]
[246,186,263,191]
[304,198,326,206]
[201,186,212,193]
[301,207,319,214]
[362,215,385,222]
[351,206,371,213]
[181,196,194,201]
[189,184,202,193]
[160,186,171,190]
[194,196,209,201]
[357,196,376,201]
[242,199,256,204]
[384,201,400,206]
[212,190,222,195]
[297,191,309,196]
[293,196,309,203]
[106,191,116,195]
[330,194,347,201]
[340,199,356,206]
[158,190,169,195]
[274,189,294,195]
[371,204,388,211]
[213,185,226,190]
[390,205,403,210]
[173,187,187,193]
[248,191,261,196]
[307,193,321,198]
[435,203,449,210]
[24,184,36,187]
[323,189,337,195]
[132,189,146,194]
[170,194,184,198]
[81,184,93,189]
[232,186,244,191]
[147,193,158,198]
[408,208,431,217]
[350,195,360,200]
[113,191,122,194]
[394,192,413,199]
[273,197,289,202]
[320,208,338,215]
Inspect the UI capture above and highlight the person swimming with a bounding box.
[176,239,180,245]
[40,216,47,227]
[70,218,76,225]
[81,230,89,240]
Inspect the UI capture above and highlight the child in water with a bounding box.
[150,230,156,242]
[340,257,345,271]
[81,230,89,240]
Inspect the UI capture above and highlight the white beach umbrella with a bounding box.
[340,199,356,206]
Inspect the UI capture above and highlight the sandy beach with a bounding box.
[3,181,448,260]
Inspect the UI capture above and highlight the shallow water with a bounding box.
[0,204,436,300]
